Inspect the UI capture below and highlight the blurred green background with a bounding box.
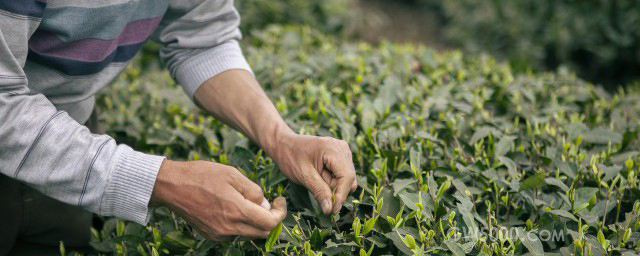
[224,0,640,90]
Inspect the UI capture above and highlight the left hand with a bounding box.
[268,132,357,215]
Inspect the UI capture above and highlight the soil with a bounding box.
[351,0,446,50]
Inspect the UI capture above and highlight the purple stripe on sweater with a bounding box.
[29,16,162,62]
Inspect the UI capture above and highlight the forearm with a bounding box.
[0,92,164,224]
[193,70,294,155]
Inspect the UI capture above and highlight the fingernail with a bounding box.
[261,198,271,210]
[334,203,343,215]
[321,199,331,214]
[275,197,287,208]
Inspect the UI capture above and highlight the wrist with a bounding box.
[262,123,295,160]
[150,159,185,207]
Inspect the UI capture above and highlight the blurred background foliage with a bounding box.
[409,0,640,90]
[235,0,352,34]
[163,0,638,90]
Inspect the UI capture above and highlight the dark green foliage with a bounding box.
[89,26,640,255]
[413,0,640,88]
[235,0,351,34]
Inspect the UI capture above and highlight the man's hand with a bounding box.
[193,70,357,215]
[150,160,286,241]
[268,132,357,215]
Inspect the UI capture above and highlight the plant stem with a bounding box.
[332,214,341,233]
[601,194,610,230]
[615,191,624,225]
[505,193,511,223]
[494,183,500,220]
[293,217,307,240]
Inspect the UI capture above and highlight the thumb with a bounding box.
[270,196,287,217]
[304,167,333,215]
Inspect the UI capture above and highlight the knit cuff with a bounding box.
[102,146,165,225]
[175,40,253,99]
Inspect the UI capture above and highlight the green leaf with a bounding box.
[611,151,639,164]
[519,173,546,192]
[380,188,402,218]
[549,209,578,222]
[555,160,577,179]
[516,228,544,256]
[427,175,438,201]
[444,240,465,256]
[163,231,197,250]
[89,240,116,253]
[400,233,417,250]
[265,222,282,252]
[363,217,377,235]
[575,202,590,213]
[410,146,421,173]
[436,179,452,200]
[470,127,500,144]
[583,128,622,144]
[323,241,356,255]
[457,202,478,242]
[597,230,606,248]
[116,220,125,237]
[622,228,632,243]
[385,228,419,255]
[545,177,569,192]
[353,217,361,237]
[399,191,433,219]
[574,187,599,207]
[59,241,66,256]
[393,178,417,196]
[229,146,256,172]
[310,228,323,250]
[498,156,518,179]
[494,135,516,157]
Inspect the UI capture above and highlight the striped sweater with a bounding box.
[0,0,252,224]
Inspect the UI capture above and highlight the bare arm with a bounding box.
[193,70,291,156]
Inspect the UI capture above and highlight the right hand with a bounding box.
[150,160,286,241]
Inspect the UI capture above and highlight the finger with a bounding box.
[321,169,337,188]
[351,178,357,192]
[232,171,265,206]
[270,196,287,222]
[261,198,271,210]
[214,223,271,240]
[323,153,356,215]
[235,222,271,238]
[241,197,287,231]
[332,176,353,214]
[304,163,334,214]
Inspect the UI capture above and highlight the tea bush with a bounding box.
[90,26,640,255]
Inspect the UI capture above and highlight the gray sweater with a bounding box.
[0,0,252,225]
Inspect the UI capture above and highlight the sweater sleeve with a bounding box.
[154,0,252,99]
[0,3,165,225]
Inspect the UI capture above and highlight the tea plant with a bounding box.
[89,25,640,255]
